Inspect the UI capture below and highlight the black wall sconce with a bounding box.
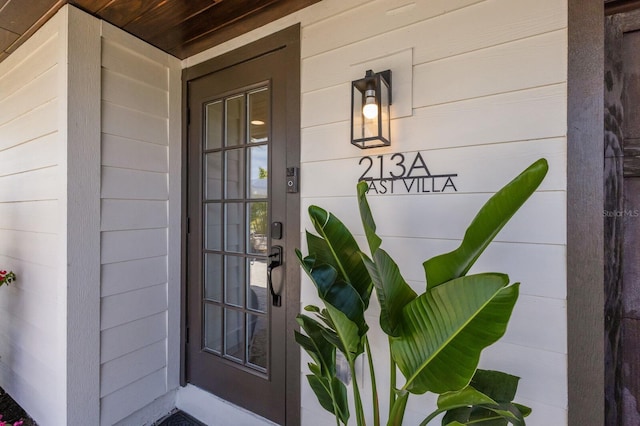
[351,69,392,149]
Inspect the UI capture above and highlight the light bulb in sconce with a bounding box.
[362,89,378,119]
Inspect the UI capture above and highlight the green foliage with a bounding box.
[296,159,548,425]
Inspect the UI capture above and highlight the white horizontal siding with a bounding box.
[101,312,167,363]
[0,10,66,426]
[100,368,167,426]
[296,0,569,423]
[99,22,179,425]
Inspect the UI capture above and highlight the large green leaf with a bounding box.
[435,370,531,426]
[307,375,350,424]
[470,370,520,403]
[362,249,417,337]
[424,159,548,288]
[296,314,336,376]
[391,274,519,394]
[420,386,498,425]
[357,179,417,337]
[308,205,372,306]
[323,303,365,358]
[297,251,367,335]
[357,180,382,254]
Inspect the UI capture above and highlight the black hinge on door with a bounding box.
[187,217,190,234]
[187,108,191,125]
[185,326,189,343]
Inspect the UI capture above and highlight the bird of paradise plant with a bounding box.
[295,158,548,425]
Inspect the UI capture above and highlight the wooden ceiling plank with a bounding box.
[97,0,165,28]
[69,0,113,14]
[123,0,221,41]
[4,0,65,54]
[147,0,279,53]
[0,27,18,53]
[0,0,61,34]
[171,0,320,59]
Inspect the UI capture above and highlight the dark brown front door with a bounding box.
[184,27,300,425]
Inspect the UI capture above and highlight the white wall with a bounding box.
[99,21,181,426]
[0,6,182,425]
[0,10,66,425]
[187,0,569,424]
[0,11,68,425]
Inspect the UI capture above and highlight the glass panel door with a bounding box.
[202,87,270,374]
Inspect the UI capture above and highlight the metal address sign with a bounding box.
[358,152,458,195]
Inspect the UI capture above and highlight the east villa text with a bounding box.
[358,152,458,195]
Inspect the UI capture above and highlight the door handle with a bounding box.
[267,245,283,306]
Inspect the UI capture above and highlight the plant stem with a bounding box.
[388,337,396,410]
[365,337,380,426]
[349,359,366,426]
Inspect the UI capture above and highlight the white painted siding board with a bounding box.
[515,397,567,425]
[102,68,169,118]
[0,133,58,176]
[302,138,565,198]
[101,40,168,90]
[99,19,178,422]
[101,228,167,264]
[302,85,567,162]
[101,283,168,330]
[480,342,567,409]
[101,167,168,200]
[0,360,59,424]
[300,121,349,163]
[101,312,167,363]
[0,34,59,98]
[101,199,168,231]
[503,295,567,354]
[301,0,482,58]
[302,192,565,245]
[409,84,567,148]
[301,0,566,69]
[102,101,168,145]
[411,0,567,64]
[0,257,58,299]
[0,166,59,202]
[102,22,171,67]
[301,84,347,128]
[0,229,58,267]
[302,82,567,141]
[102,134,168,173]
[0,65,58,126]
[414,30,567,106]
[381,237,566,300]
[302,48,413,118]
[100,367,167,426]
[0,200,59,234]
[0,335,58,392]
[101,256,167,297]
[0,287,60,335]
[101,339,167,397]
[0,100,58,151]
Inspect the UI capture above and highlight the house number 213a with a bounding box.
[358,152,458,195]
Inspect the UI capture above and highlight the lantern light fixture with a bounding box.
[351,69,392,149]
